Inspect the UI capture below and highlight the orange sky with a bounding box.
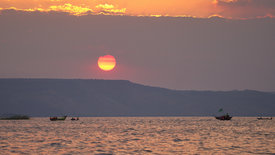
[0,0,274,18]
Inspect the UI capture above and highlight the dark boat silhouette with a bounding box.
[215,108,232,120]
[71,117,79,121]
[50,116,67,121]
[257,117,272,120]
[215,114,232,120]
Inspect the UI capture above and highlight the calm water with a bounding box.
[0,117,274,154]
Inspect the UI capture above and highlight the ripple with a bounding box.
[143,149,153,152]
[173,138,183,142]
[50,142,62,147]
[0,117,274,154]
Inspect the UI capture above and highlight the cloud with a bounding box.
[49,3,93,15]
[215,0,275,18]
[0,2,126,16]
[217,0,275,8]
[95,4,126,15]
[0,3,93,16]
[0,0,274,18]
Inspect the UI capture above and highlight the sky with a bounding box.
[0,0,275,91]
[1,0,275,18]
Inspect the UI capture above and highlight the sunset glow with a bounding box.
[0,0,274,19]
[98,55,116,71]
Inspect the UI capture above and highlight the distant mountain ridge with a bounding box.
[0,79,274,117]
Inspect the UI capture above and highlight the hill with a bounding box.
[0,79,274,116]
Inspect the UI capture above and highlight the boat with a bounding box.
[50,116,67,121]
[257,117,272,120]
[215,114,232,120]
[0,114,30,120]
[71,117,79,121]
[215,108,232,120]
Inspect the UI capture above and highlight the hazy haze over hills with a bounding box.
[0,79,274,117]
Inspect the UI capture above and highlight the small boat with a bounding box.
[71,117,79,121]
[50,116,67,121]
[215,114,232,120]
[257,117,272,120]
[215,108,232,120]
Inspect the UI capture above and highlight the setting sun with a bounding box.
[98,55,116,71]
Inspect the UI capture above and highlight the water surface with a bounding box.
[0,117,274,154]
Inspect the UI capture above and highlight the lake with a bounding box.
[0,117,274,154]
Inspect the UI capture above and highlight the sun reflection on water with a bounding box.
[0,117,274,154]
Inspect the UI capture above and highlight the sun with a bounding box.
[98,55,116,71]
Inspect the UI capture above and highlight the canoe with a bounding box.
[50,116,67,121]
[257,117,272,120]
